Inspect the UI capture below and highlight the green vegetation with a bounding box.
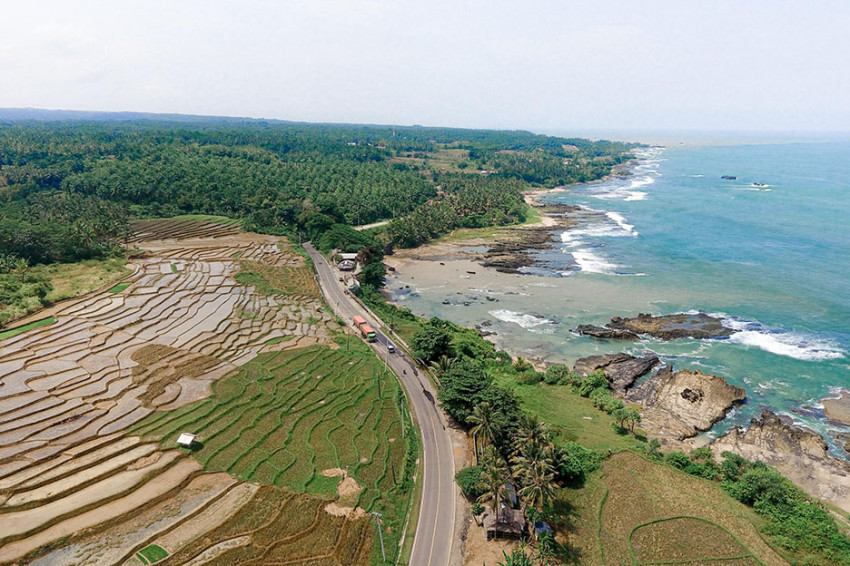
[0,119,636,275]
[0,269,53,326]
[107,281,131,293]
[131,339,414,564]
[362,296,850,564]
[136,544,168,564]
[0,317,55,340]
[659,448,850,565]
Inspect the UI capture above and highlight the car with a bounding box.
[386,342,395,353]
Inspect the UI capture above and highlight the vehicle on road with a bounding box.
[360,324,377,342]
[353,315,367,328]
[387,342,395,353]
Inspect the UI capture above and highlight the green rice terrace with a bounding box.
[131,342,408,508]
[0,219,410,565]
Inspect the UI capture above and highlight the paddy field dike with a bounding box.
[0,218,411,566]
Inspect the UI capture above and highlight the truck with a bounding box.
[353,315,367,328]
[359,324,377,342]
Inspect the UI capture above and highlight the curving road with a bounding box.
[304,244,455,566]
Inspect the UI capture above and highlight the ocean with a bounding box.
[386,138,850,449]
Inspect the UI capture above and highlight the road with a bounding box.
[304,243,455,566]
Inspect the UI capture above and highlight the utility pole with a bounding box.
[371,511,386,562]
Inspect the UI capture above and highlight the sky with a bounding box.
[2,1,850,134]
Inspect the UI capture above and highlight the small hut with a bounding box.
[177,432,196,448]
[483,505,526,540]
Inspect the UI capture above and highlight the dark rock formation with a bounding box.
[627,367,746,441]
[607,312,733,340]
[573,353,660,393]
[575,324,639,340]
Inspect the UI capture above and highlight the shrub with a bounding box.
[576,371,608,397]
[543,364,574,385]
[515,370,542,385]
[455,465,485,500]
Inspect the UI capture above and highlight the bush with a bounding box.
[557,441,602,486]
[543,364,574,385]
[455,465,485,500]
[515,370,542,385]
[575,371,608,397]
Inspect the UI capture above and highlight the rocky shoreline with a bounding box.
[381,176,850,517]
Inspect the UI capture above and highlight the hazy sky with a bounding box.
[3,1,849,133]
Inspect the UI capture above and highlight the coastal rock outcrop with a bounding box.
[822,389,850,426]
[608,313,733,340]
[573,353,660,393]
[575,324,639,340]
[626,366,746,441]
[712,410,850,514]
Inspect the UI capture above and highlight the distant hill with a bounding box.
[0,107,278,124]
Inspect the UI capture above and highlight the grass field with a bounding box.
[489,368,643,452]
[565,451,788,566]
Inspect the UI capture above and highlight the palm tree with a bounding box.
[515,459,556,528]
[513,356,533,372]
[514,414,552,455]
[468,401,497,465]
[430,354,454,378]
[477,447,510,539]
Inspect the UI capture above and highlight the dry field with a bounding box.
[567,451,790,566]
[0,219,382,565]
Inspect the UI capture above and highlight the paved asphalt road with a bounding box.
[304,244,456,566]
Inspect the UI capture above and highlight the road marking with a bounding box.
[427,399,441,566]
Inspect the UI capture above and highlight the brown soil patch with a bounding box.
[325,502,367,519]
[321,468,347,477]
[126,450,162,471]
[337,476,363,498]
[131,344,225,408]
[462,517,520,566]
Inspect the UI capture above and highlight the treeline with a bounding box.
[0,118,637,265]
[386,175,528,248]
[0,191,129,265]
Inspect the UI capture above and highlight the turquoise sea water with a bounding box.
[388,139,850,448]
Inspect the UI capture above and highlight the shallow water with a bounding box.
[386,139,850,450]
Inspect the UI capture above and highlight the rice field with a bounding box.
[0,219,392,565]
[131,342,407,508]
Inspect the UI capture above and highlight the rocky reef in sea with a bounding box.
[577,312,733,341]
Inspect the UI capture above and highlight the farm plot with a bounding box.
[0,220,372,564]
[131,341,408,509]
[568,451,789,566]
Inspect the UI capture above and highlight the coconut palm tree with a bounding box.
[430,354,455,378]
[477,447,510,539]
[468,401,497,464]
[514,414,553,456]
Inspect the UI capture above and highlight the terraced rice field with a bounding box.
[132,343,406,507]
[0,219,385,565]
[567,452,788,566]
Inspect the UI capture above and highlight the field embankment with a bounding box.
[0,219,405,565]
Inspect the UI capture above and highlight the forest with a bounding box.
[0,115,637,269]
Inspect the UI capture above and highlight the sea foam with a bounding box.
[692,311,847,362]
[489,309,556,330]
